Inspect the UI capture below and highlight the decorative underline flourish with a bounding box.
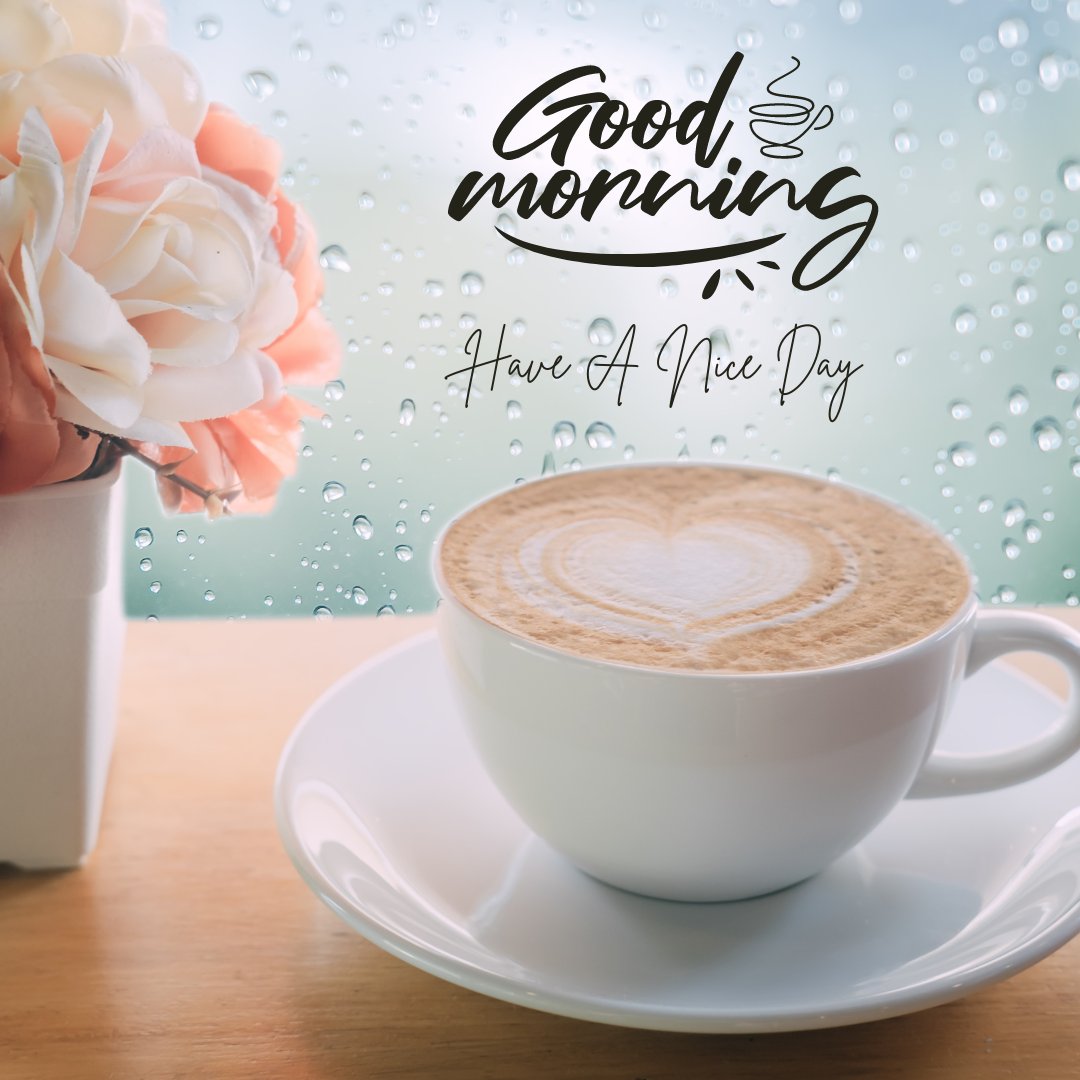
[494,227,785,298]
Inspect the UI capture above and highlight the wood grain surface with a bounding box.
[0,612,1078,1080]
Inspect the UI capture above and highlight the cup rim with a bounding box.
[432,460,976,681]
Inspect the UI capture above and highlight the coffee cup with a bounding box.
[433,463,1080,902]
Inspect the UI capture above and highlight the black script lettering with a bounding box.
[586,324,638,405]
[443,326,509,407]
[657,325,713,407]
[777,323,863,421]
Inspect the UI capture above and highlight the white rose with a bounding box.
[0,109,295,447]
[0,0,167,74]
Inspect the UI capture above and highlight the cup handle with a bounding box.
[907,610,1080,798]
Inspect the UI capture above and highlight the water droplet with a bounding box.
[509,439,523,457]
[139,557,152,572]
[978,496,994,513]
[322,482,346,503]
[552,421,576,449]
[242,70,277,101]
[892,129,917,154]
[1032,417,1063,452]
[1002,539,1021,560]
[997,17,1028,48]
[133,527,154,549]
[1007,387,1029,416]
[357,191,375,210]
[566,0,595,17]
[677,444,691,460]
[325,63,349,87]
[994,585,1018,604]
[895,347,913,367]
[977,87,1005,116]
[1061,161,1080,193]
[1003,499,1026,528]
[949,400,972,421]
[949,443,977,468]
[506,400,522,420]
[585,421,615,450]
[838,0,862,24]
[324,379,345,402]
[263,596,274,607]
[659,277,678,297]
[1023,520,1043,544]
[1065,566,1078,581]
[987,424,1008,448]
[423,279,444,297]
[952,307,978,334]
[1053,367,1080,391]
[319,245,351,272]
[399,398,415,426]
[1044,227,1073,254]
[1039,53,1064,91]
[643,8,667,30]
[376,604,396,617]
[196,15,222,39]
[291,39,312,62]
[394,545,413,562]
[459,271,484,296]
[149,580,161,594]
[541,452,557,476]
[587,318,615,347]
[1071,457,1080,479]
[204,589,216,602]
[711,435,727,455]
[351,516,374,542]
[1014,279,1037,305]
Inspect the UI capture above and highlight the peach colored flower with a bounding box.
[138,105,341,514]
[0,257,98,494]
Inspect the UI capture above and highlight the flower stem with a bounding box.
[81,430,234,516]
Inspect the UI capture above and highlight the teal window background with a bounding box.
[127,0,1080,618]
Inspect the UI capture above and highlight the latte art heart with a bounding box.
[509,517,858,647]
[439,466,970,672]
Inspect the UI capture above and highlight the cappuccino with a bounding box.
[437,465,969,673]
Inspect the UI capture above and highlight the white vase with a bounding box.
[0,463,125,869]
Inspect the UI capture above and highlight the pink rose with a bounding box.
[138,105,341,513]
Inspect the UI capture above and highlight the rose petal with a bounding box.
[132,307,239,368]
[91,125,200,203]
[0,1,72,75]
[124,45,207,142]
[140,347,265,421]
[195,104,281,200]
[266,306,342,385]
[240,257,297,351]
[40,249,150,388]
[0,258,59,493]
[52,383,190,447]
[44,0,128,59]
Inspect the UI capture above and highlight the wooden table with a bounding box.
[1,612,1078,1080]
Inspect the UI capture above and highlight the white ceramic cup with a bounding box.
[434,473,1080,902]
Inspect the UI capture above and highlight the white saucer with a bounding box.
[274,632,1080,1033]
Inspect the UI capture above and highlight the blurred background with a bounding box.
[129,0,1080,618]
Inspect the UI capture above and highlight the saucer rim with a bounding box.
[274,630,1080,1034]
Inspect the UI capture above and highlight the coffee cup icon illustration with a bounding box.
[749,56,834,159]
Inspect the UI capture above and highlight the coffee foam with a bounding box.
[439,466,970,673]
